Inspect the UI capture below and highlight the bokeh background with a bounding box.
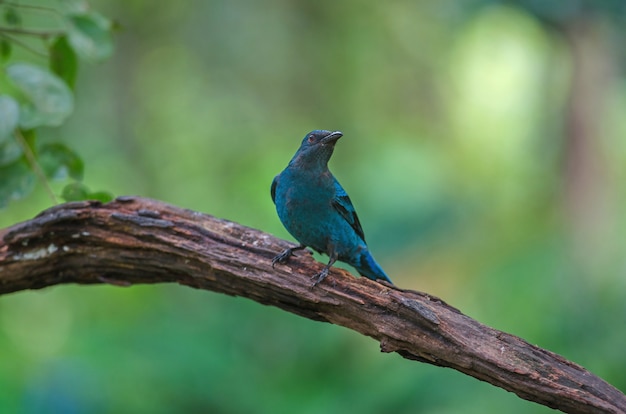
[2,0,626,413]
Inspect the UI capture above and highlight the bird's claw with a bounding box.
[272,245,308,268]
[272,248,293,268]
[311,267,329,287]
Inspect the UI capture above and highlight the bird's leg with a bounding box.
[272,244,307,267]
[312,253,338,286]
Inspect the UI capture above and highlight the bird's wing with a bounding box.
[270,175,278,204]
[331,179,366,241]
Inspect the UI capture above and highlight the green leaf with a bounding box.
[87,190,113,203]
[61,182,113,203]
[6,63,74,129]
[18,127,37,155]
[60,0,90,15]
[3,7,21,26]
[0,38,11,61]
[0,159,35,208]
[20,128,36,148]
[0,95,20,143]
[0,140,22,167]
[38,143,84,180]
[61,182,89,202]
[50,36,78,89]
[66,13,114,62]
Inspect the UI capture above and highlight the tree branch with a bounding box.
[0,196,624,414]
[0,26,63,38]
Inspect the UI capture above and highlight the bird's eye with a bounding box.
[307,135,315,143]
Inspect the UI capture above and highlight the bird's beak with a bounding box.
[321,131,343,145]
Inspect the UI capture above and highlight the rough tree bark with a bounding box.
[0,197,624,414]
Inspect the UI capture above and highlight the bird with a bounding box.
[271,129,392,286]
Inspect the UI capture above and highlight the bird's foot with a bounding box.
[272,249,293,267]
[310,254,338,287]
[311,267,330,287]
[272,245,306,268]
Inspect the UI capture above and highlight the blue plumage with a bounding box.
[271,130,392,285]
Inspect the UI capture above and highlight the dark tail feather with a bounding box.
[356,250,393,284]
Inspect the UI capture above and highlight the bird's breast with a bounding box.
[274,169,337,249]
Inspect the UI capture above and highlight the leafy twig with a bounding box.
[14,129,58,204]
[0,26,64,38]
[0,32,47,58]
[0,2,63,16]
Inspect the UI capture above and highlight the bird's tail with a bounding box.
[356,250,393,284]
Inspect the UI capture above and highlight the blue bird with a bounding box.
[271,130,392,286]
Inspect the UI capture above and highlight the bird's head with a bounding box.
[290,130,343,168]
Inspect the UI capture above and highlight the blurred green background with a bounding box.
[2,0,626,413]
